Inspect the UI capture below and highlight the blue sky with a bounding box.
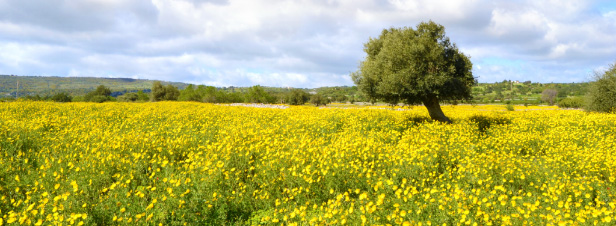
[0,0,615,88]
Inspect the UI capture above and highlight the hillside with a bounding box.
[0,75,189,97]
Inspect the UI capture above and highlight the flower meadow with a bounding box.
[1,102,615,225]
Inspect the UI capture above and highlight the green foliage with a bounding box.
[151,81,180,101]
[557,96,585,109]
[95,85,112,96]
[23,94,51,101]
[178,84,267,104]
[586,62,616,113]
[200,86,221,103]
[88,95,111,103]
[313,86,358,103]
[151,81,166,101]
[352,21,475,106]
[164,84,180,101]
[505,104,514,111]
[51,92,72,102]
[117,91,148,102]
[310,94,329,106]
[246,85,275,104]
[178,84,202,102]
[136,90,149,101]
[286,89,310,105]
[84,85,112,102]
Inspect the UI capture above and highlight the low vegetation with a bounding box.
[558,96,585,109]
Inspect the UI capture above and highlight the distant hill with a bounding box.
[0,75,189,97]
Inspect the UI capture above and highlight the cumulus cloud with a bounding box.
[0,0,614,87]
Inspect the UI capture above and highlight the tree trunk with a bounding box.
[422,95,452,124]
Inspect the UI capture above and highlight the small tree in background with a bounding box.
[164,84,180,101]
[586,62,616,113]
[136,90,149,101]
[84,85,112,103]
[246,85,274,103]
[179,84,202,101]
[151,81,166,101]
[286,89,310,105]
[310,94,328,106]
[541,89,558,105]
[151,81,180,101]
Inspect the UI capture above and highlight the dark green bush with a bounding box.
[118,92,139,102]
[84,85,112,102]
[286,89,309,105]
[310,94,329,106]
[51,92,72,102]
[87,95,110,103]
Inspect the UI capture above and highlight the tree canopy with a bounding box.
[151,81,180,101]
[84,85,112,102]
[352,21,475,123]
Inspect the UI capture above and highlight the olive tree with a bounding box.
[352,21,475,123]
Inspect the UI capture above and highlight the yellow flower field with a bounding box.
[0,102,615,225]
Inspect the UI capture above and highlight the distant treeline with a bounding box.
[0,74,593,106]
[4,82,333,106]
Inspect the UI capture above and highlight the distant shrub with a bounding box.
[87,95,110,103]
[51,92,72,102]
[245,85,275,104]
[84,85,112,102]
[286,89,309,105]
[586,62,616,113]
[505,104,515,111]
[151,81,180,101]
[118,92,139,102]
[557,96,584,109]
[310,94,329,106]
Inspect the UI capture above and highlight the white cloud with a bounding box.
[0,0,615,86]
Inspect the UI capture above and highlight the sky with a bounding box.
[0,0,615,88]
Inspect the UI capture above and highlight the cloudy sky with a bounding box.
[0,0,615,88]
